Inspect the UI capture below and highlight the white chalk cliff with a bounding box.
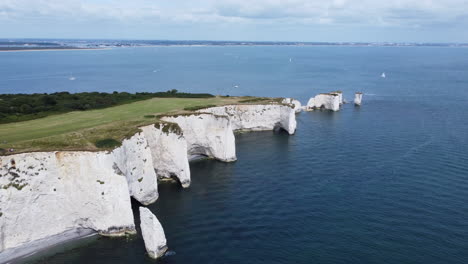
[281,98,302,113]
[354,93,363,106]
[139,207,167,259]
[162,114,237,162]
[0,152,136,261]
[113,133,159,205]
[305,93,341,111]
[0,103,298,262]
[140,123,191,188]
[333,91,344,105]
[199,104,297,135]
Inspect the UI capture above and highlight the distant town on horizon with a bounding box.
[1,38,468,51]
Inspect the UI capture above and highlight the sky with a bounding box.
[1,0,468,43]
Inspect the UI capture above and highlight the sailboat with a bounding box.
[69,72,76,81]
[381,72,386,78]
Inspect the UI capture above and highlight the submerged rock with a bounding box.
[354,92,363,106]
[139,207,168,259]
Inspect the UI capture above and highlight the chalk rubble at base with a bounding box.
[0,103,298,262]
[139,207,168,259]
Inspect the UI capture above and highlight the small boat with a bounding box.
[69,72,76,81]
[381,72,386,78]
[289,58,292,62]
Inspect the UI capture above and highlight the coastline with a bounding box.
[3,44,467,53]
[0,48,108,53]
[0,102,298,262]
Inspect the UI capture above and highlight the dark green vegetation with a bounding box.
[183,104,217,111]
[1,182,28,191]
[239,97,284,104]
[0,90,214,124]
[154,121,183,135]
[94,138,121,149]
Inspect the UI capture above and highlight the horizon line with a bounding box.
[1,37,468,45]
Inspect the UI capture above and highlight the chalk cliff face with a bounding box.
[113,133,159,205]
[281,98,302,113]
[140,124,191,188]
[161,114,237,162]
[0,102,301,261]
[332,91,344,105]
[0,152,135,256]
[199,104,297,135]
[354,93,363,106]
[306,93,341,111]
[139,207,167,259]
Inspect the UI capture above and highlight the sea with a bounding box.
[1,46,468,264]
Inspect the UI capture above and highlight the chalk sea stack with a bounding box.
[139,207,168,259]
[305,92,341,111]
[354,92,363,106]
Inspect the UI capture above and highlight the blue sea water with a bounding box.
[2,46,468,264]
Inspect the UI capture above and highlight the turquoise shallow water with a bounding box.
[2,46,468,263]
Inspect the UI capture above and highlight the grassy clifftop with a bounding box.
[0,96,280,154]
[0,90,214,124]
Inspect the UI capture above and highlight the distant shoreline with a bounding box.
[2,39,468,52]
[0,47,107,52]
[1,44,468,53]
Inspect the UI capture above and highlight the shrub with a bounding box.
[183,104,217,111]
[95,138,121,149]
[239,97,268,103]
[19,104,33,114]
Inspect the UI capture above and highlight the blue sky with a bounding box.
[1,0,468,42]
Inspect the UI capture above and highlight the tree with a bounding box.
[20,104,33,114]
[41,95,57,106]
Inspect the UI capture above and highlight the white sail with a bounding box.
[69,72,76,81]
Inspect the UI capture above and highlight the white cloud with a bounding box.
[0,0,163,22]
[212,0,468,26]
[1,0,468,26]
[0,0,467,40]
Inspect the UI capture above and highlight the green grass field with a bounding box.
[0,96,266,154]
